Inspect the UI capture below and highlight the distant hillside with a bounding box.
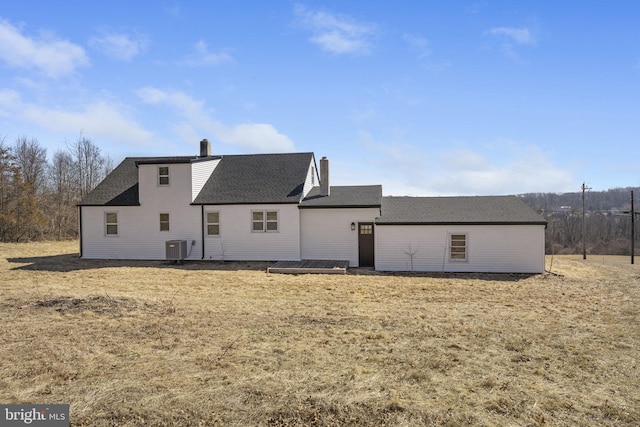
[517,187,639,255]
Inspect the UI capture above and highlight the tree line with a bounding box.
[0,135,113,242]
[518,187,639,255]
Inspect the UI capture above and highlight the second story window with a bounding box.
[158,166,169,186]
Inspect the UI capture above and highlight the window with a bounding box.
[158,166,169,186]
[450,233,467,261]
[252,210,278,232]
[105,212,118,236]
[359,224,373,234]
[311,166,316,186]
[207,212,220,235]
[160,213,170,231]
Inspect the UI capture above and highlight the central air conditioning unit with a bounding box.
[166,240,188,262]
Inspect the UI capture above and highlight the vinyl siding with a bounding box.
[80,205,202,259]
[300,208,379,267]
[301,156,318,200]
[375,224,545,273]
[203,204,300,261]
[191,158,220,201]
[81,163,203,260]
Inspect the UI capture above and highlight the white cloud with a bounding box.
[183,40,232,66]
[431,146,572,195]
[0,19,89,78]
[90,29,148,61]
[294,5,376,55]
[486,26,537,61]
[353,133,573,196]
[0,90,154,147]
[23,102,153,142]
[136,87,294,152]
[0,88,21,117]
[487,27,536,45]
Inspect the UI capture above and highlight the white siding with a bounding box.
[375,224,545,273]
[81,163,203,260]
[301,156,318,200]
[203,204,300,261]
[300,208,379,267]
[191,158,220,201]
[80,205,202,260]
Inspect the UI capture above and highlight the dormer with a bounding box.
[136,158,195,206]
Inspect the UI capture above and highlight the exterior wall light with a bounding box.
[351,222,356,231]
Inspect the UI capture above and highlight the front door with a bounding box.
[358,222,375,267]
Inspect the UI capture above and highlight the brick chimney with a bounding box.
[200,139,211,157]
[320,156,330,196]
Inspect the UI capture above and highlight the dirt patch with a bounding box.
[24,295,148,315]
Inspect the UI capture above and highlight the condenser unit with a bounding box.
[166,240,188,262]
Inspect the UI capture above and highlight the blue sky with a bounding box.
[1,1,638,195]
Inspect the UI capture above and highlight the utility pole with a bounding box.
[632,190,635,265]
[581,182,591,260]
[621,190,637,265]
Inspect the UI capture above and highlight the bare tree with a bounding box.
[68,134,106,199]
[0,137,16,241]
[7,137,48,240]
[13,136,47,195]
[48,150,79,239]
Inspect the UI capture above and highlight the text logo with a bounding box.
[1,405,69,426]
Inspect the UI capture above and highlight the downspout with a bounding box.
[78,206,83,258]
[201,205,205,260]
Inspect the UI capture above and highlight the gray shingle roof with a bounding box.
[78,156,195,206]
[300,185,382,208]
[377,196,547,225]
[81,153,315,206]
[192,152,314,204]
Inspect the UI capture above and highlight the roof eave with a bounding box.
[375,221,548,226]
[77,203,141,207]
[135,158,194,166]
[191,201,301,206]
[299,204,382,209]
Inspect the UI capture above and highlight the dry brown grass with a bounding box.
[1,241,639,426]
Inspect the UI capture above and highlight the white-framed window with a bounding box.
[160,213,170,231]
[311,166,316,186]
[252,210,278,232]
[105,212,118,236]
[450,233,467,261]
[207,211,220,236]
[158,166,169,186]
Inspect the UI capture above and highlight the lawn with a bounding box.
[1,242,638,426]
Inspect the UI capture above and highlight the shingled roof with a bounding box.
[192,152,314,204]
[80,153,315,206]
[300,185,382,208]
[377,196,547,225]
[78,156,196,206]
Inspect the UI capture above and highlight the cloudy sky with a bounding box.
[1,1,638,195]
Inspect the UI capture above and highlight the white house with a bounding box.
[78,139,547,273]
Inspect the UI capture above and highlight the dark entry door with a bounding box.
[358,222,375,267]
